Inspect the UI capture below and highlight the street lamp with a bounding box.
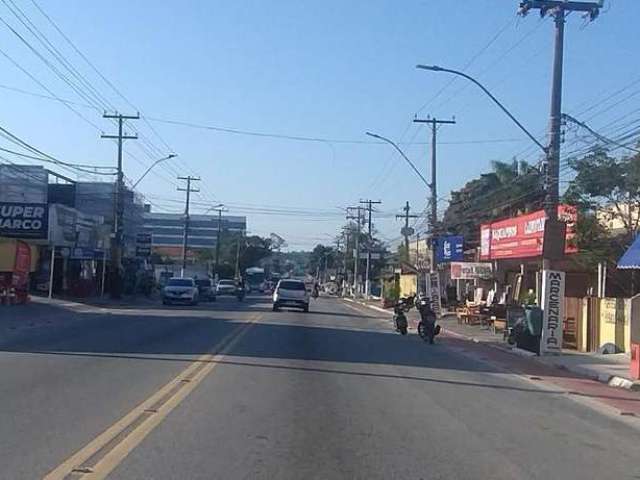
[365,132,430,187]
[415,65,546,153]
[132,154,177,188]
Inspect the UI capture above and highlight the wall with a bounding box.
[597,297,630,353]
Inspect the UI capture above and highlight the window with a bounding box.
[278,281,306,291]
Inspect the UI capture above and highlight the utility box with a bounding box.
[631,344,640,381]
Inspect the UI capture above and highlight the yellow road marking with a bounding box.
[44,314,261,480]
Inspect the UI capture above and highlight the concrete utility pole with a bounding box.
[177,176,200,277]
[101,112,139,298]
[360,199,382,298]
[396,201,419,261]
[341,226,351,295]
[347,206,363,296]
[213,206,227,279]
[413,117,455,233]
[519,0,601,267]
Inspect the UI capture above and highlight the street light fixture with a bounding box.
[416,65,546,153]
[132,154,177,188]
[365,132,430,187]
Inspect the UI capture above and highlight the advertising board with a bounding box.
[480,205,577,261]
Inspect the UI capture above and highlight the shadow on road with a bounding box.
[4,298,637,405]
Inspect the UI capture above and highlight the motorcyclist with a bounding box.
[416,298,440,343]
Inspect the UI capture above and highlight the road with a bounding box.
[1,295,639,479]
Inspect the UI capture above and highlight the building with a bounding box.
[143,211,247,261]
[597,203,639,236]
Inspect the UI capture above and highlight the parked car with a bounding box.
[272,279,309,312]
[162,277,199,306]
[216,279,238,296]
[195,278,216,301]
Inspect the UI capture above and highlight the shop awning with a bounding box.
[617,235,640,269]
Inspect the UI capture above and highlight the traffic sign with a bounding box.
[400,226,415,237]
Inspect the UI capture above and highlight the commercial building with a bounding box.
[0,165,144,298]
[143,211,247,261]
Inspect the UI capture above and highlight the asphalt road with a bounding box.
[1,295,639,479]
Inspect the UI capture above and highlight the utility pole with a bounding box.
[519,0,601,268]
[414,116,455,275]
[177,176,200,277]
[413,116,455,233]
[341,226,351,296]
[213,206,227,280]
[101,112,139,298]
[396,201,419,261]
[360,199,382,298]
[234,231,243,279]
[347,206,363,296]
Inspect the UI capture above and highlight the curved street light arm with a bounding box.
[416,65,547,154]
[132,154,177,189]
[365,132,430,187]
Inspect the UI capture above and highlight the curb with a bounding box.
[440,324,640,392]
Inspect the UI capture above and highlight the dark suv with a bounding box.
[195,279,216,301]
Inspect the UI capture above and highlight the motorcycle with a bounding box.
[236,287,245,302]
[416,298,440,344]
[393,297,412,335]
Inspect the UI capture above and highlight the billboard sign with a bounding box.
[450,262,493,280]
[434,235,464,263]
[540,270,565,355]
[0,202,48,239]
[480,205,577,261]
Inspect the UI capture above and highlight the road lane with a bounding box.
[0,296,258,480]
[103,297,640,480]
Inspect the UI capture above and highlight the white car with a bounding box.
[162,277,199,306]
[273,279,309,312]
[216,279,238,296]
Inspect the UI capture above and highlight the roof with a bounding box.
[617,235,640,269]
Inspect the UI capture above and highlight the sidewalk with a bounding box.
[345,296,640,391]
[29,293,161,309]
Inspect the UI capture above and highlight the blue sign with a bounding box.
[434,235,464,263]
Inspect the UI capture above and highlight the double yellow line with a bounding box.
[44,314,260,480]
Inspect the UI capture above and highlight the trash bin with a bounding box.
[525,307,543,336]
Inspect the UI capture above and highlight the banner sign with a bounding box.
[434,235,464,263]
[427,272,442,319]
[0,202,48,239]
[480,205,577,260]
[450,262,493,280]
[540,270,565,355]
[12,240,31,288]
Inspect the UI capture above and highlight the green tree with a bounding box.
[563,147,640,268]
[441,159,544,246]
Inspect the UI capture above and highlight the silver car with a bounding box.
[273,279,310,312]
[162,277,199,306]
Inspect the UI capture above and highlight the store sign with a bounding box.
[540,270,565,355]
[434,235,463,263]
[0,202,48,239]
[427,272,442,319]
[480,205,577,260]
[450,262,493,280]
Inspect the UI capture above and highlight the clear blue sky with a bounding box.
[0,0,637,249]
